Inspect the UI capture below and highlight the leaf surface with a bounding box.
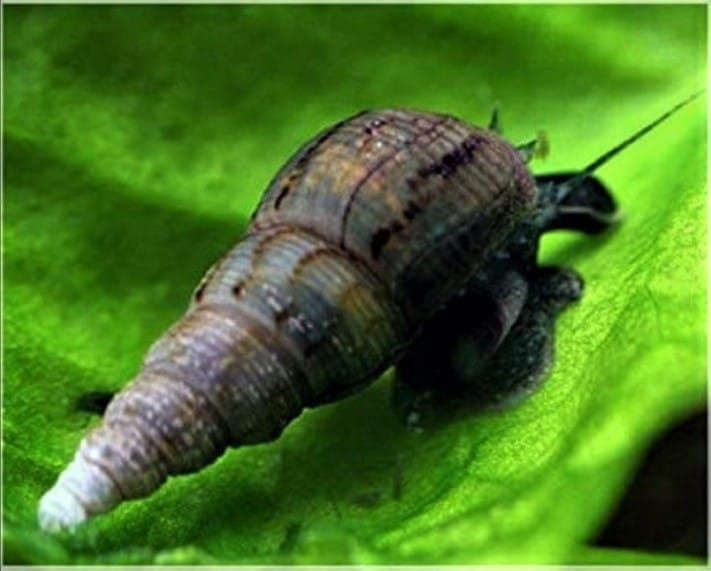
[3,4,706,565]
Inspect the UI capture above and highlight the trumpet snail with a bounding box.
[38,94,700,532]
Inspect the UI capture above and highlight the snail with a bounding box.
[38,94,700,532]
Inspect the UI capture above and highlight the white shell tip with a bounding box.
[38,484,88,533]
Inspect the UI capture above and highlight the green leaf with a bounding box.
[4,4,706,565]
[569,546,706,566]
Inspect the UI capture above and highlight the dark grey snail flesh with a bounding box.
[38,94,700,532]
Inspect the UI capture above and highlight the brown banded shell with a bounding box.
[38,108,536,531]
[253,109,536,322]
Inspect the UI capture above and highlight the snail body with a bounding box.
[39,98,697,532]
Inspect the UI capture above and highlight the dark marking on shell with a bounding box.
[271,114,363,212]
[274,184,291,210]
[232,282,244,297]
[370,220,406,260]
[194,282,207,302]
[370,227,392,260]
[251,225,298,267]
[273,304,291,324]
[339,149,401,248]
[417,134,484,179]
[193,251,229,303]
[288,246,335,282]
[402,200,422,221]
[294,118,350,170]
[339,115,450,249]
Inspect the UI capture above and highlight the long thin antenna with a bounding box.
[582,90,704,174]
[537,90,705,226]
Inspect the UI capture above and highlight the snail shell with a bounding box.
[38,108,536,531]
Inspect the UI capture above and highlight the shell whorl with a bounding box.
[252,108,536,322]
[39,226,408,530]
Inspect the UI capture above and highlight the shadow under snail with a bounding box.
[38,93,701,532]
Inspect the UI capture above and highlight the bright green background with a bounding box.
[3,4,707,565]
